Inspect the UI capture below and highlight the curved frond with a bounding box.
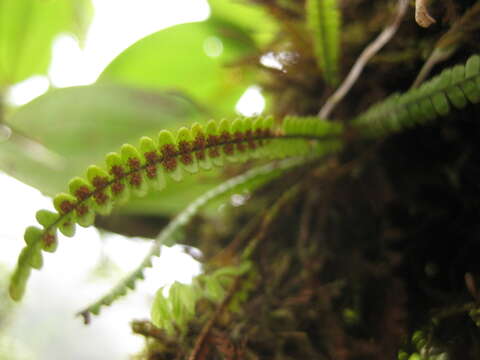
[9,116,343,302]
[354,54,480,136]
[76,157,309,322]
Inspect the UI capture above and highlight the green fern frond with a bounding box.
[354,54,480,136]
[9,116,343,302]
[76,157,309,321]
[306,0,341,85]
[150,261,254,335]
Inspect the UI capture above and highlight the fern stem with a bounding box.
[318,0,409,119]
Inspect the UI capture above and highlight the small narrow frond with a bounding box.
[76,157,313,322]
[9,116,343,302]
[354,54,480,136]
[306,0,341,85]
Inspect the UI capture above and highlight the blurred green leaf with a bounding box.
[99,20,256,117]
[151,287,174,334]
[205,276,225,302]
[1,84,221,215]
[208,0,277,45]
[150,282,201,335]
[0,0,92,85]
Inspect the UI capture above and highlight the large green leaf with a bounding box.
[1,84,220,215]
[207,0,277,46]
[98,20,256,117]
[0,0,92,86]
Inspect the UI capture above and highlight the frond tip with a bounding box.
[354,54,480,136]
[9,116,343,302]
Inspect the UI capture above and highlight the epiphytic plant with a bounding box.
[3,0,480,358]
[9,53,480,317]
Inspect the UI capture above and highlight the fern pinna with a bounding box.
[9,115,342,302]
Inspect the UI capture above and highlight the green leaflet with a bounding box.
[76,156,316,321]
[151,261,254,336]
[354,54,480,136]
[306,0,341,85]
[9,116,343,302]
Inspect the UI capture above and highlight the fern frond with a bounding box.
[76,157,309,321]
[354,54,480,136]
[9,116,343,302]
[150,261,254,335]
[306,0,341,85]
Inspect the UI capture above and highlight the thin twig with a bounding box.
[318,0,409,119]
[432,302,477,321]
[297,191,317,263]
[411,47,455,89]
[415,0,436,28]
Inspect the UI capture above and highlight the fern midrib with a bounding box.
[363,72,480,121]
[40,132,336,239]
